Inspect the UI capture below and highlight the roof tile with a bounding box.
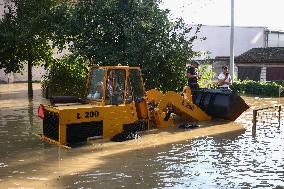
[235,47,284,64]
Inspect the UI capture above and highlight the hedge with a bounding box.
[231,80,284,97]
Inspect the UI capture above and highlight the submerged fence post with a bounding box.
[279,105,281,127]
[252,109,257,137]
[252,109,257,129]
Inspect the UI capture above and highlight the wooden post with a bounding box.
[278,105,281,127]
[252,109,257,132]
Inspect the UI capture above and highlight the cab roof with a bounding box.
[89,64,141,70]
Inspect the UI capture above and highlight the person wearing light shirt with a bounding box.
[218,66,232,89]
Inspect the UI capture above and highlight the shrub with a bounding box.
[198,63,218,89]
[231,80,284,97]
[41,56,88,98]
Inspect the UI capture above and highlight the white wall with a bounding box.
[0,65,47,83]
[0,0,13,19]
[189,25,266,59]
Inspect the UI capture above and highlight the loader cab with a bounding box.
[86,65,145,106]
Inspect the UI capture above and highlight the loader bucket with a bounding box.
[192,89,249,121]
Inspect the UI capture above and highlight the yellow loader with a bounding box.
[38,65,248,146]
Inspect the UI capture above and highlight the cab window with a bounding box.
[105,69,126,105]
[87,68,105,101]
[129,69,144,102]
[125,79,133,104]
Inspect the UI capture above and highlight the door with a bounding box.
[238,66,261,81]
[266,67,284,81]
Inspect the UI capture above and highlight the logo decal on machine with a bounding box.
[77,111,99,119]
[182,100,194,111]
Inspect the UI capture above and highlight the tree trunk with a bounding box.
[28,60,33,98]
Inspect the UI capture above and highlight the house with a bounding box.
[193,26,284,80]
[187,25,269,79]
[235,47,284,81]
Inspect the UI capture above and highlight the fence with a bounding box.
[252,105,282,131]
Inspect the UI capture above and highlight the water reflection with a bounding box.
[0,83,283,188]
[153,129,284,188]
[28,98,34,130]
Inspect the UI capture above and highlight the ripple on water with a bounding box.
[1,84,284,188]
[149,121,284,188]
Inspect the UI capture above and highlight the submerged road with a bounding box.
[0,83,284,189]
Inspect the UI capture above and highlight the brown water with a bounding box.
[0,83,284,189]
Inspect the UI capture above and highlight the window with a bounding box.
[125,79,133,104]
[105,69,126,105]
[267,67,284,81]
[129,69,144,102]
[87,68,105,101]
[268,32,284,47]
[237,66,261,81]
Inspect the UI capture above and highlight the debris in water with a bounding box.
[178,124,199,129]
[111,131,141,142]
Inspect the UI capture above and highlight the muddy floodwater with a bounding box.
[0,83,284,189]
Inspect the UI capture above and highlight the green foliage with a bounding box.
[51,0,202,92]
[274,80,284,86]
[198,62,217,89]
[231,80,284,97]
[0,0,58,97]
[42,56,88,97]
[0,0,57,73]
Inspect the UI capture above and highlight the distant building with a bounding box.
[0,0,13,19]
[235,47,284,81]
[190,25,267,59]
[266,30,284,47]
[189,25,284,80]
[0,65,46,84]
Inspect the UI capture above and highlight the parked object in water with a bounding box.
[37,65,249,147]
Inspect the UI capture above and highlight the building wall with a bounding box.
[0,2,4,17]
[189,25,266,59]
[0,0,6,14]
[0,65,47,83]
[0,0,12,19]
[237,63,284,81]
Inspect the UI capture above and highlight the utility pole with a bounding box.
[230,0,235,81]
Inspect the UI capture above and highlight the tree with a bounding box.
[41,55,88,98]
[52,0,202,92]
[0,0,56,97]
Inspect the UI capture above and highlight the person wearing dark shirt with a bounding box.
[187,60,200,90]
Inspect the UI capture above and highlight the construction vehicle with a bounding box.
[38,65,249,146]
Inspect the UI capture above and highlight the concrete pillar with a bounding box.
[260,66,267,82]
[234,65,238,80]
